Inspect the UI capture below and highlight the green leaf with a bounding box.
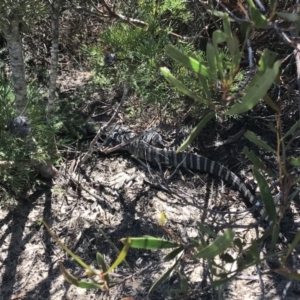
[227,35,242,72]
[222,14,232,39]
[253,167,277,222]
[262,94,279,112]
[165,45,209,77]
[95,224,130,268]
[199,73,211,99]
[120,236,179,249]
[197,221,218,239]
[164,247,184,262]
[277,12,299,22]
[212,31,226,80]
[96,252,109,286]
[193,229,234,259]
[59,263,103,289]
[148,259,180,295]
[247,0,268,28]
[207,9,234,21]
[244,131,276,153]
[282,119,300,140]
[206,43,217,82]
[43,221,97,275]
[270,223,280,250]
[160,67,212,106]
[177,112,215,152]
[212,30,228,44]
[227,59,281,115]
[257,49,278,72]
[289,156,300,166]
[105,241,130,275]
[96,252,107,271]
[60,263,80,286]
[243,146,276,178]
[284,230,300,262]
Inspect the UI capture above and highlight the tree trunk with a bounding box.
[2,16,27,115]
[47,0,62,117]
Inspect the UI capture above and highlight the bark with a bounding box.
[47,0,62,117]
[2,16,27,115]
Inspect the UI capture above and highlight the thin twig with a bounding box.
[91,0,148,27]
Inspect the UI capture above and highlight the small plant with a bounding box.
[0,75,58,200]
[84,1,214,119]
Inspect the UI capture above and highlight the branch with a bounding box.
[90,0,148,27]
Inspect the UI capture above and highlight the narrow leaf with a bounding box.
[270,223,280,250]
[277,12,299,22]
[284,230,300,262]
[197,221,218,239]
[177,112,215,152]
[165,45,209,77]
[43,221,95,273]
[207,9,235,21]
[262,94,279,112]
[105,242,130,275]
[212,30,228,44]
[253,167,277,222]
[96,252,109,286]
[206,43,217,82]
[289,157,300,167]
[227,60,280,115]
[257,49,278,72]
[243,146,276,178]
[247,0,268,28]
[222,14,232,39]
[60,263,80,286]
[228,35,242,72]
[212,31,225,80]
[60,266,104,289]
[193,229,234,259]
[164,247,184,262]
[244,131,276,153]
[95,224,130,268]
[160,67,212,105]
[148,259,180,295]
[282,119,300,140]
[120,237,179,249]
[77,281,104,289]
